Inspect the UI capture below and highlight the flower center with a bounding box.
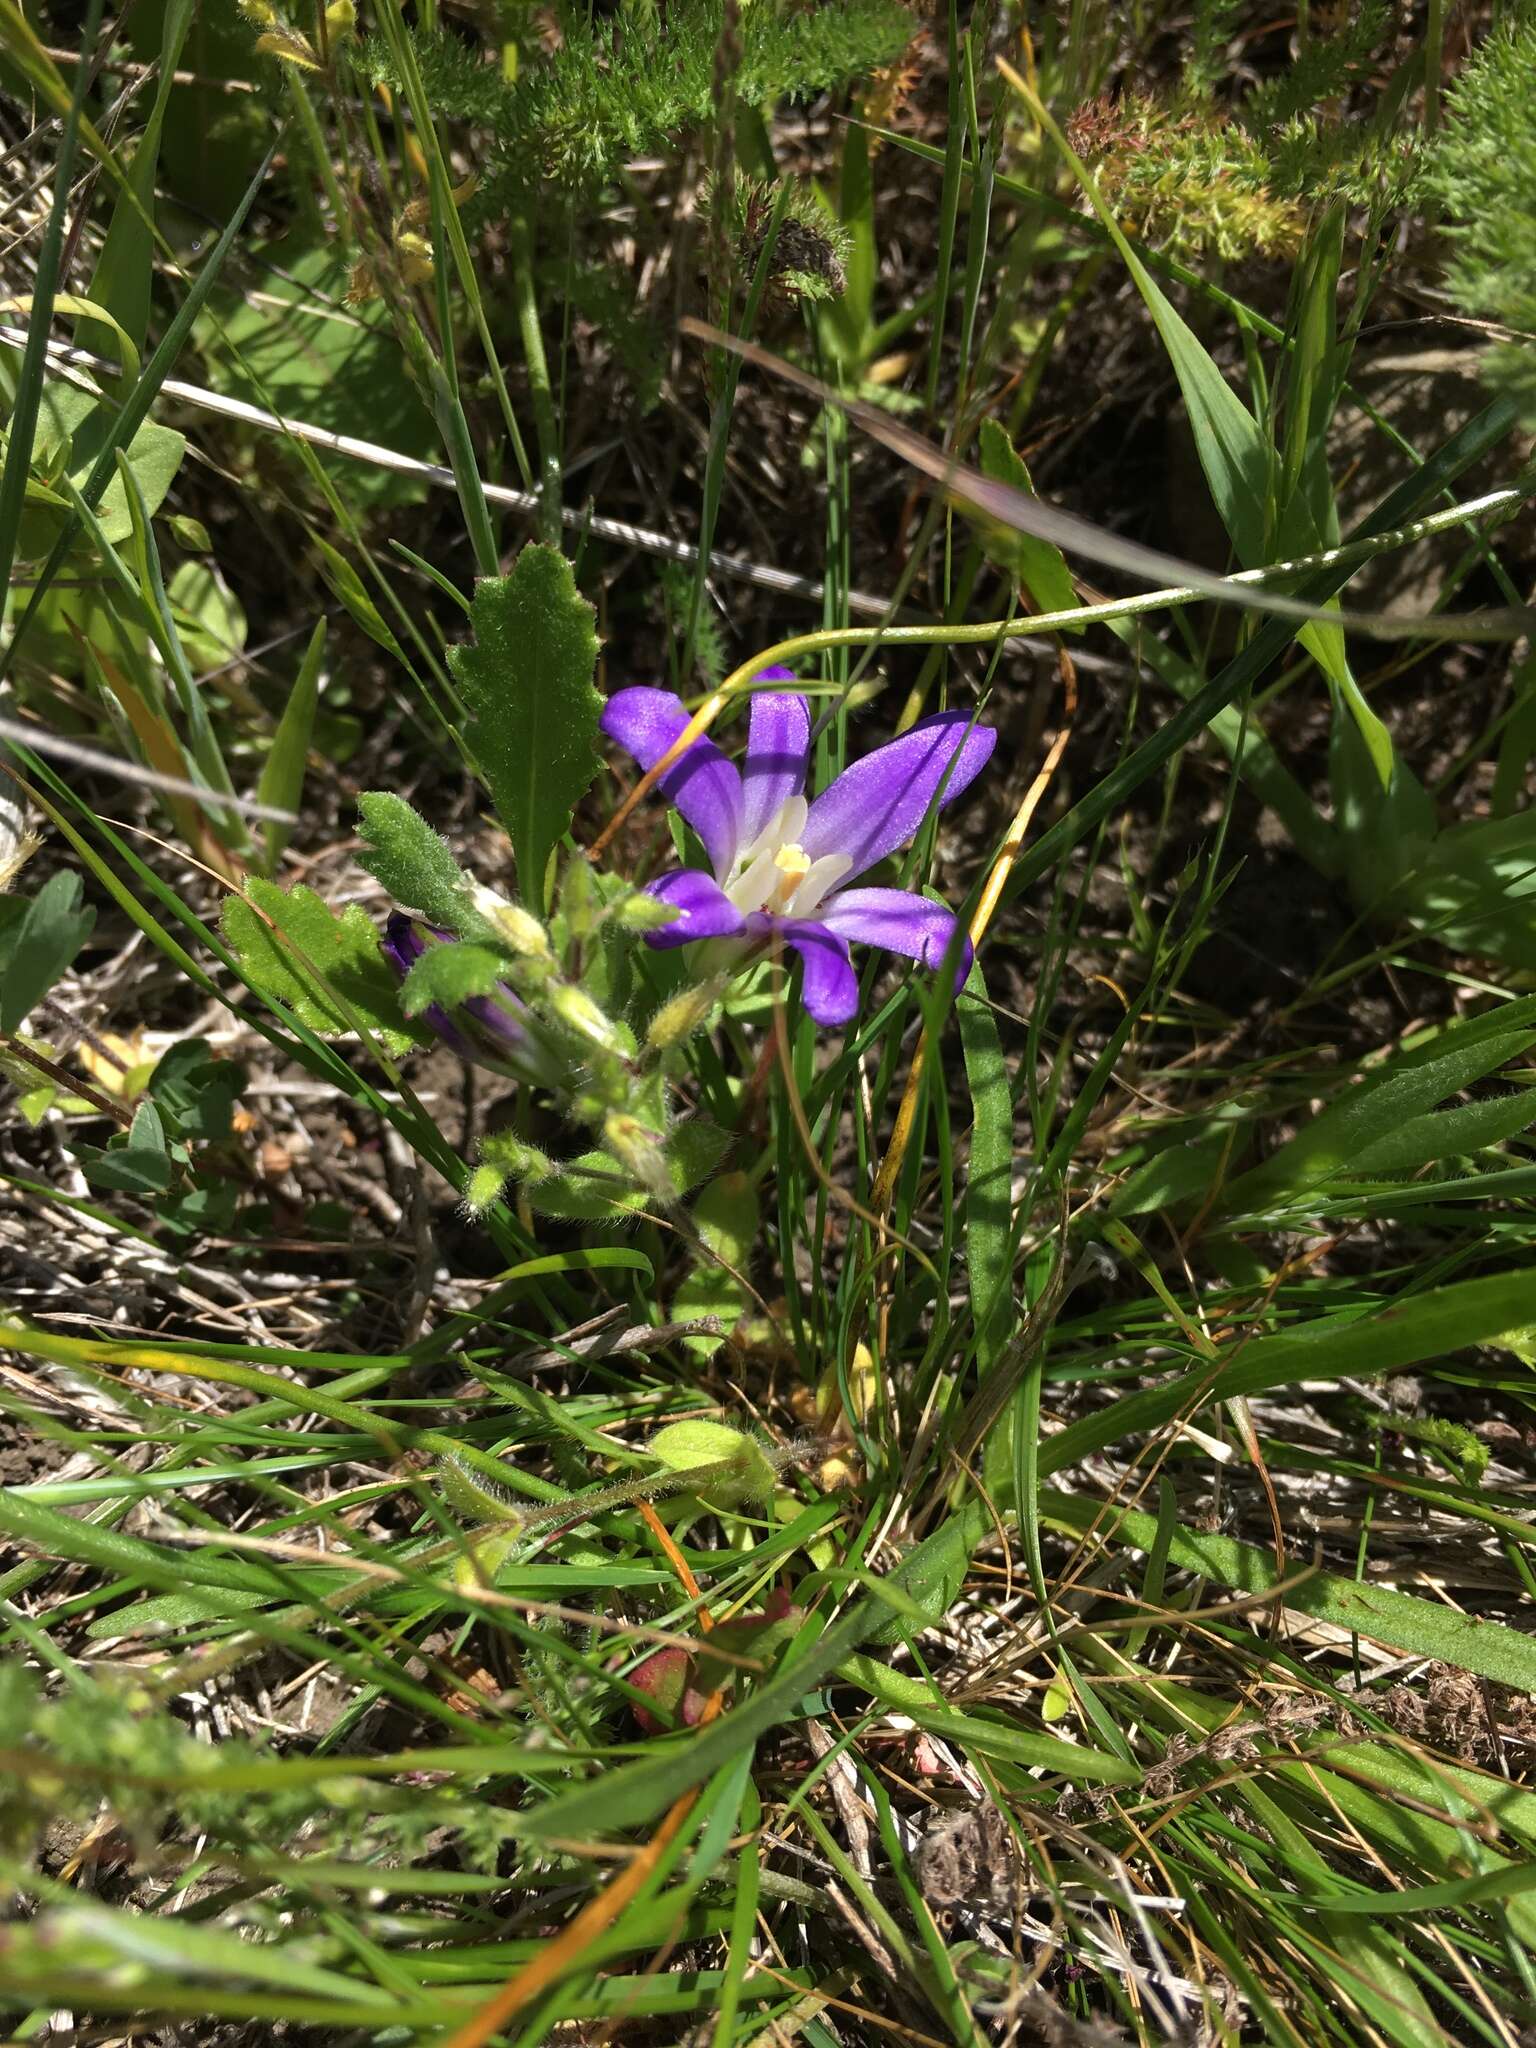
[724,796,852,920]
[769,842,812,913]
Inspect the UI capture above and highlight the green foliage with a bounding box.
[72,1097,175,1195]
[659,560,727,687]
[1333,712,1536,973]
[8,380,185,558]
[1430,15,1536,428]
[192,240,436,507]
[1198,994,1536,1219]
[9,5,1536,2038]
[1065,5,1419,264]
[448,545,602,916]
[256,619,325,874]
[145,1036,246,1142]
[371,0,914,196]
[976,420,1080,619]
[1378,1412,1490,1487]
[1241,0,1392,132]
[80,0,194,364]
[648,1417,776,1509]
[222,879,419,1052]
[1184,0,1246,102]
[672,1170,760,1356]
[709,172,854,310]
[0,870,94,1034]
[356,791,480,935]
[70,1038,245,1220]
[958,961,1012,1369]
[0,1662,510,1875]
[399,938,510,1017]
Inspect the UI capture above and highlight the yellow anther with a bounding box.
[770,841,812,911]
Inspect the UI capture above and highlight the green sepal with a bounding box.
[399,939,511,1018]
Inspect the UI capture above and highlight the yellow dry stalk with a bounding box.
[869,668,1076,1221]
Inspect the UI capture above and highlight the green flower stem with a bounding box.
[510,213,562,547]
[283,67,350,234]
[705,478,1529,711]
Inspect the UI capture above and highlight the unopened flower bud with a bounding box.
[463,1132,552,1218]
[604,1112,671,1200]
[549,983,628,1055]
[615,890,682,934]
[382,913,550,1082]
[816,1341,879,1436]
[480,1130,551,1183]
[559,855,601,939]
[470,886,553,963]
[463,1163,510,1217]
[646,977,725,1051]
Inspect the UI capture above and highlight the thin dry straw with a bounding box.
[680,316,1535,644]
[0,325,896,619]
[0,714,300,823]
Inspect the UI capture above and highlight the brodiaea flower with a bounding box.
[601,673,996,1026]
[381,912,537,1078]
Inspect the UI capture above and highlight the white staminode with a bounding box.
[723,795,852,919]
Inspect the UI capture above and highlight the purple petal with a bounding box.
[800,712,997,883]
[381,913,475,1058]
[740,686,810,848]
[381,912,531,1068]
[463,990,530,1052]
[382,910,429,977]
[601,686,743,878]
[642,868,748,951]
[820,887,974,991]
[750,915,858,1027]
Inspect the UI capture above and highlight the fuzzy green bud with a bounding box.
[604,1112,671,1201]
[559,855,601,940]
[648,1419,777,1510]
[614,890,682,934]
[549,983,628,1055]
[480,1130,552,1182]
[470,886,554,964]
[647,976,726,1051]
[573,1063,631,1122]
[464,1132,551,1217]
[463,1163,510,1217]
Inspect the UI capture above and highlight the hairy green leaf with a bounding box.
[450,545,602,914]
[399,940,508,1017]
[673,1171,760,1357]
[222,880,417,1053]
[356,791,481,934]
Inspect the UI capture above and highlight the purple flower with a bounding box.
[381,912,535,1077]
[601,673,996,1027]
